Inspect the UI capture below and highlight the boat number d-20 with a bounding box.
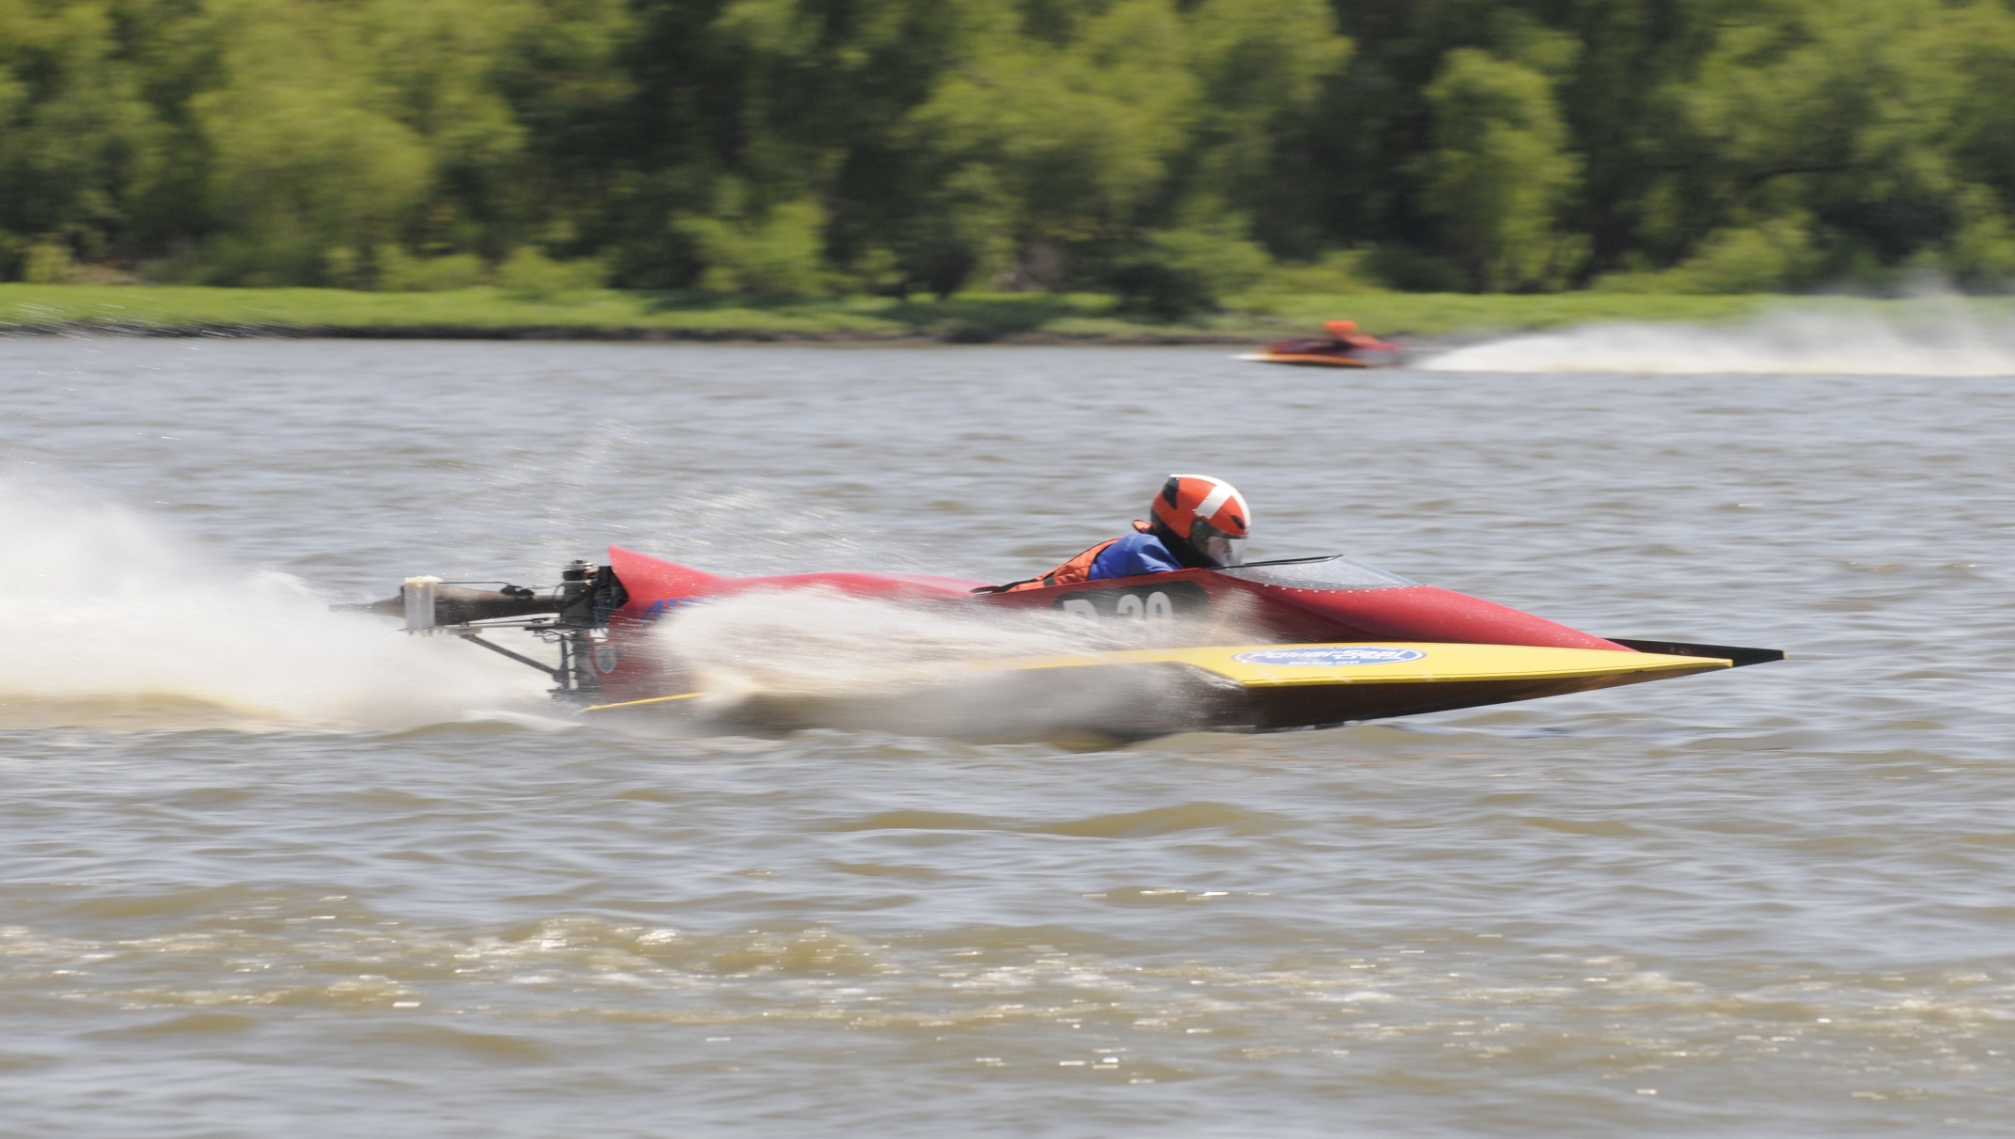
[1052,580,1209,622]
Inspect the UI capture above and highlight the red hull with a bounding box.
[589,547,1624,703]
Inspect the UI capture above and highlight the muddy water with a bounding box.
[1,332,2011,1137]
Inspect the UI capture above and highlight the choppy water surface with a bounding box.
[2,326,2011,1137]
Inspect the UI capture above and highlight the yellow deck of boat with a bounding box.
[1005,642,1726,686]
[584,642,1729,726]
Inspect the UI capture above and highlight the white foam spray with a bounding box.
[0,483,549,731]
[652,589,1136,695]
[1421,300,2015,376]
[639,588,1258,740]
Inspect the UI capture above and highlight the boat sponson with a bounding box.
[1001,641,1729,731]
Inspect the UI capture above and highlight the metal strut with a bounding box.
[460,633,567,684]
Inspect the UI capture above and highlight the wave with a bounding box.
[0,481,548,731]
[1420,301,2015,376]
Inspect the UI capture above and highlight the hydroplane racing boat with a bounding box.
[348,547,1781,741]
[1242,320,1402,368]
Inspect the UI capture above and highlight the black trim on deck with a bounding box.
[1605,638,1785,667]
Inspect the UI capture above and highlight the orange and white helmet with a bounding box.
[1148,473,1251,567]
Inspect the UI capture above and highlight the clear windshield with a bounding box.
[1215,555,1414,590]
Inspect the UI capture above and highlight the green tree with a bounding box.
[18,0,2015,296]
[188,1,431,284]
[1634,0,2015,284]
[908,0,1198,287]
[674,183,830,295]
[1180,0,1350,253]
[1419,47,1581,291]
[359,0,535,260]
[0,0,165,272]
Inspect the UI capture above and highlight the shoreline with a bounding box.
[5,284,1983,344]
[0,321,1281,345]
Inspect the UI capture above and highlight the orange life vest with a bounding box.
[999,521,1152,593]
[1002,538,1119,592]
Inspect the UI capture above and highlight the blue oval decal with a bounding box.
[1232,646,1427,666]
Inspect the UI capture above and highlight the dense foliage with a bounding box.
[8,0,2015,302]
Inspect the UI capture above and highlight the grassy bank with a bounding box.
[0,283,1832,342]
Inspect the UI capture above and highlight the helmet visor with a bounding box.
[1189,519,1246,567]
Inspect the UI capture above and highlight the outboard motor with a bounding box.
[343,560,629,696]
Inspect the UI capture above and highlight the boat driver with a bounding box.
[994,474,1251,592]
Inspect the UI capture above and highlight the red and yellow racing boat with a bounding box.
[353,546,1780,741]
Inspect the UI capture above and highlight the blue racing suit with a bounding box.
[1087,529,1185,580]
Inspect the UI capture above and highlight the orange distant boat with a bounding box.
[1242,320,1401,367]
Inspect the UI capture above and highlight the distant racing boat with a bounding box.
[1243,320,1401,367]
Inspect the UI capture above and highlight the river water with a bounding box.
[2,325,2011,1137]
